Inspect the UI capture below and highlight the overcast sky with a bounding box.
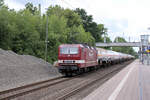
[4,0,150,43]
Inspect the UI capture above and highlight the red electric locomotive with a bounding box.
[58,44,98,76]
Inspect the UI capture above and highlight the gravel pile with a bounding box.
[0,48,61,91]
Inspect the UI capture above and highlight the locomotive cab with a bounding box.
[58,44,85,75]
[58,44,98,76]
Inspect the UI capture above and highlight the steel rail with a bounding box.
[56,63,128,100]
[0,76,71,100]
[0,60,133,100]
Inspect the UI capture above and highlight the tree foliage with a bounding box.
[25,3,38,15]
[0,4,99,63]
[74,8,107,42]
[0,0,4,7]
[0,3,136,63]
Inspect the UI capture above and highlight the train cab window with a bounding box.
[70,47,78,54]
[60,47,78,54]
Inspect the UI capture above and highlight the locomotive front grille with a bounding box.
[64,60,74,63]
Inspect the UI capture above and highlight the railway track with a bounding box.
[55,62,127,100]
[41,60,133,100]
[0,76,70,100]
[0,60,133,100]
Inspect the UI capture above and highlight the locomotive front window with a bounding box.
[60,47,78,54]
[70,47,78,54]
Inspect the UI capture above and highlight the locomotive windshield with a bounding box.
[60,47,78,54]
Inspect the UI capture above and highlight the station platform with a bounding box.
[83,59,150,100]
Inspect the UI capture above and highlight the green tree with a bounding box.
[0,3,110,63]
[74,8,93,30]
[25,3,38,15]
[64,9,82,27]
[11,10,40,55]
[0,7,14,50]
[47,6,95,45]
[47,5,64,17]
[74,8,107,42]
[67,25,95,45]
[0,0,4,7]
[48,15,68,61]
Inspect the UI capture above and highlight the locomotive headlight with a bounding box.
[58,60,63,63]
[75,60,85,63]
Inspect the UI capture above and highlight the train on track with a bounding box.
[57,44,134,76]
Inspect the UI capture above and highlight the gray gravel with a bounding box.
[0,48,61,91]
